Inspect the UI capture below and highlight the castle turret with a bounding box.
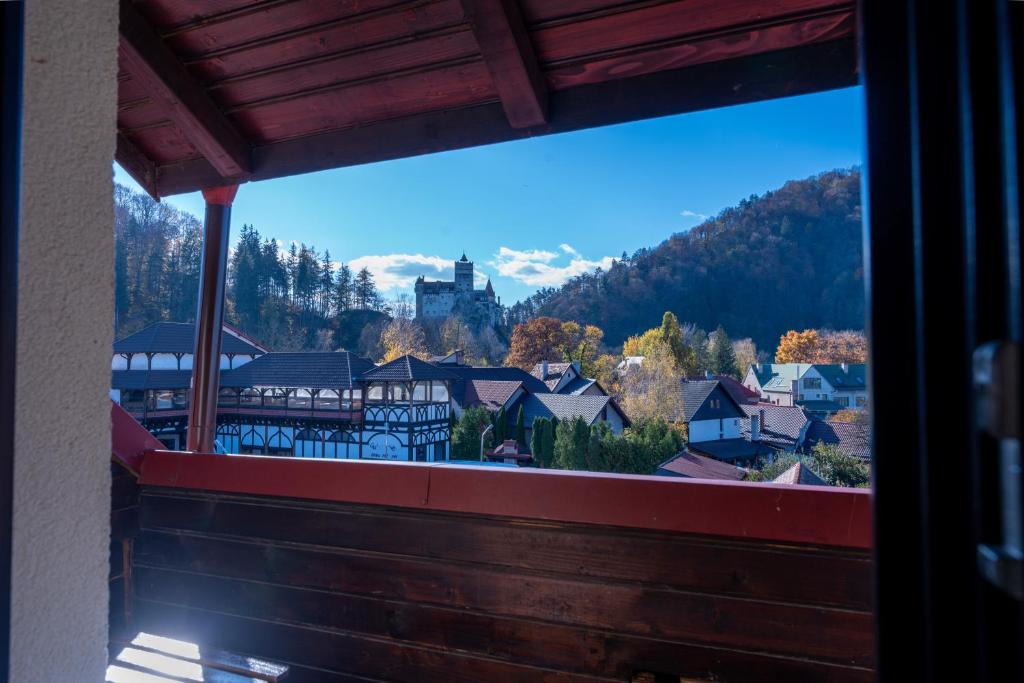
[454,254,473,295]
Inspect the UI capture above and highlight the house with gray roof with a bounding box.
[676,379,772,465]
[741,403,811,453]
[804,420,872,460]
[516,393,629,440]
[743,362,868,416]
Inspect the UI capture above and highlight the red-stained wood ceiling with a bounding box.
[116,0,857,197]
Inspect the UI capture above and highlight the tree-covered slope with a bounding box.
[517,168,864,350]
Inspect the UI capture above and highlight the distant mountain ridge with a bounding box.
[510,168,865,351]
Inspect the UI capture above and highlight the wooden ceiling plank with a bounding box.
[119,0,251,179]
[155,37,855,196]
[460,0,548,128]
[116,132,159,200]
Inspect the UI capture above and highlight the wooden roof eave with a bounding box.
[148,37,855,197]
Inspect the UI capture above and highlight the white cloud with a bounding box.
[490,244,615,287]
[347,253,490,292]
[680,209,707,220]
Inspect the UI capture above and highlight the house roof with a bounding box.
[462,380,523,411]
[813,364,867,389]
[221,351,374,390]
[360,355,459,382]
[112,370,193,391]
[520,393,622,428]
[677,380,746,423]
[560,376,600,395]
[445,365,552,399]
[712,375,761,405]
[114,322,265,356]
[760,364,812,392]
[773,461,828,486]
[741,403,810,451]
[429,350,464,365]
[678,380,718,422]
[805,420,872,460]
[687,438,772,463]
[656,452,746,480]
[530,361,576,390]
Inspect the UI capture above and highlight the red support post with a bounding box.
[186,185,238,453]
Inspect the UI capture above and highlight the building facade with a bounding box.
[111,324,454,461]
[414,254,500,323]
[743,362,868,415]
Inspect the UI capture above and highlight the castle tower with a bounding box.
[454,253,473,295]
[413,275,425,318]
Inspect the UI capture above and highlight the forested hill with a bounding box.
[513,168,864,350]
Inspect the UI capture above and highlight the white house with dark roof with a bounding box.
[743,362,868,416]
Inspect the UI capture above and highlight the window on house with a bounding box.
[805,378,822,389]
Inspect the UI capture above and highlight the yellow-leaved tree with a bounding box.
[774,329,820,363]
[379,317,429,362]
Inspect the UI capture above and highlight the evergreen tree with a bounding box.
[493,406,507,443]
[354,267,379,310]
[515,405,526,449]
[709,325,740,377]
[530,418,546,465]
[541,417,556,467]
[335,263,353,313]
[552,418,576,470]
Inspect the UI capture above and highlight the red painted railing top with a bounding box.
[111,400,165,475]
[139,451,873,549]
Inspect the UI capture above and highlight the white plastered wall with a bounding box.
[12,1,117,681]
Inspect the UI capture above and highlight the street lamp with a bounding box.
[479,424,493,462]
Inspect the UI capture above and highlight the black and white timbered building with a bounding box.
[111,324,454,461]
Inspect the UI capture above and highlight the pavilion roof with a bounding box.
[115,0,857,198]
[360,355,460,382]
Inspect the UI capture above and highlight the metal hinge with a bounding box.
[973,341,1022,600]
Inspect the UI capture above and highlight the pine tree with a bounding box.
[354,267,379,310]
[335,263,353,313]
[709,325,740,377]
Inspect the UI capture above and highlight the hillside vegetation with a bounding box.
[509,168,865,350]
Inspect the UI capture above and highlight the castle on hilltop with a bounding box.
[414,254,500,324]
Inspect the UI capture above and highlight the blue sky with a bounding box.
[115,86,864,304]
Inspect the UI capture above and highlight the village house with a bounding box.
[531,360,607,395]
[743,362,868,417]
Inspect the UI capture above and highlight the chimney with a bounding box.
[750,414,761,442]
[841,362,849,373]
[541,360,549,378]
[755,362,763,373]
[705,370,714,380]
[759,408,766,433]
